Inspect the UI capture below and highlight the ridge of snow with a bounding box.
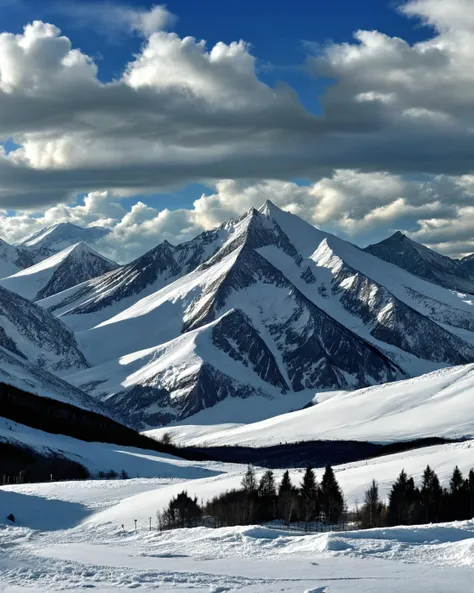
[146,363,474,447]
[0,242,118,301]
[18,222,111,252]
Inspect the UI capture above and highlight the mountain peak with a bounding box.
[365,231,474,291]
[390,230,408,240]
[19,222,111,253]
[258,199,282,217]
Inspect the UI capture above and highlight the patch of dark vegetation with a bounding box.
[1,441,90,484]
[158,462,474,533]
[190,436,461,469]
[0,382,211,463]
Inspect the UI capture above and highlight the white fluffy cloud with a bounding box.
[4,0,474,207]
[50,2,176,38]
[2,171,474,263]
[1,0,474,256]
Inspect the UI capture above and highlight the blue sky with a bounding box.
[1,0,474,261]
[1,0,431,214]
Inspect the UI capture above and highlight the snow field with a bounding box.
[3,418,474,526]
[2,496,474,591]
[3,427,474,591]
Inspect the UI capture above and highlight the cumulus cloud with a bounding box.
[3,171,474,263]
[3,0,474,208]
[50,2,176,38]
[1,0,474,255]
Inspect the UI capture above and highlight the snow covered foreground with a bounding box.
[3,438,474,591]
[2,481,474,592]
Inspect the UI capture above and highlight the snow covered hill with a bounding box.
[18,222,111,255]
[365,231,474,293]
[2,440,474,592]
[0,285,88,373]
[33,201,474,427]
[0,347,103,413]
[0,242,118,301]
[146,363,474,447]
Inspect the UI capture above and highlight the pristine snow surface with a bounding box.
[2,437,474,591]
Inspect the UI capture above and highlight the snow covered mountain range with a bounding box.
[365,231,474,293]
[2,203,474,429]
[147,364,474,446]
[0,242,118,301]
[17,222,111,257]
[0,237,39,277]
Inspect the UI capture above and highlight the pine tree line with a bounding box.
[361,465,474,527]
[158,464,474,532]
[158,464,345,530]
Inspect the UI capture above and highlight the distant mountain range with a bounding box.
[0,242,118,301]
[1,209,474,430]
[17,222,111,255]
[365,231,474,292]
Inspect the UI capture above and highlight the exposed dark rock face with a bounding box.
[0,286,88,371]
[36,244,118,300]
[365,231,474,293]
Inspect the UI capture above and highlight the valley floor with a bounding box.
[2,470,474,591]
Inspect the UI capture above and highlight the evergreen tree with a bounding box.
[449,466,468,520]
[468,469,474,518]
[161,491,201,529]
[388,469,419,525]
[420,465,442,523]
[259,470,277,498]
[450,466,464,493]
[299,465,319,529]
[278,470,297,526]
[360,479,384,528]
[319,464,344,524]
[279,470,292,496]
[258,470,277,521]
[241,465,257,493]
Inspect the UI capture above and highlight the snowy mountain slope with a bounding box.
[37,209,296,332]
[460,252,474,272]
[60,211,413,426]
[18,222,111,254]
[67,310,305,428]
[258,240,474,370]
[146,364,474,447]
[30,202,474,426]
[0,237,39,277]
[266,204,474,340]
[0,285,88,372]
[0,417,219,481]
[0,242,118,301]
[365,232,474,293]
[0,347,103,413]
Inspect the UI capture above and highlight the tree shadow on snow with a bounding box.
[1,490,90,531]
